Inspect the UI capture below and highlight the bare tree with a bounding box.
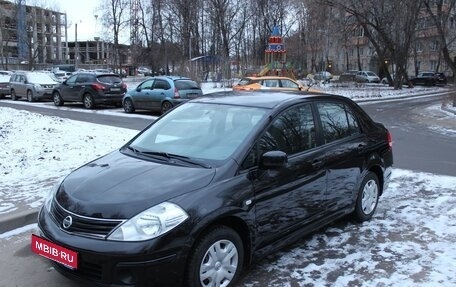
[423,0,456,82]
[321,0,422,89]
[100,0,130,69]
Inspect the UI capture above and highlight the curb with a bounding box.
[0,208,39,234]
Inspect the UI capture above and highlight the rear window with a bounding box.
[237,78,254,86]
[97,75,122,84]
[174,79,200,90]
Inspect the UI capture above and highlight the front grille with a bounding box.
[50,200,125,239]
[43,84,55,89]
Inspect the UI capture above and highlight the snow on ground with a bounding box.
[0,108,137,213]
[237,169,456,287]
[0,89,456,285]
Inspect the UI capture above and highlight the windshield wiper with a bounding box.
[143,151,211,168]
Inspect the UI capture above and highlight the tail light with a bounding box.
[387,131,393,149]
[173,88,180,99]
[121,83,127,90]
[91,83,105,91]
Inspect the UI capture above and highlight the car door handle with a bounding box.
[311,160,323,169]
[356,143,367,151]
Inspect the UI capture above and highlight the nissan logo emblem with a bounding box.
[62,215,73,229]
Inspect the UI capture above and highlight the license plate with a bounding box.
[111,88,121,92]
[187,93,198,98]
[31,234,78,269]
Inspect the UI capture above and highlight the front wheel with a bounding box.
[353,172,380,222]
[53,91,64,106]
[186,226,244,287]
[27,90,35,102]
[123,98,135,113]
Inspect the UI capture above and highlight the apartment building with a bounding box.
[0,0,67,67]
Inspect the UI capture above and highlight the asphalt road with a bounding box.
[360,95,456,176]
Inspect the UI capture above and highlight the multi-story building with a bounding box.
[0,0,67,67]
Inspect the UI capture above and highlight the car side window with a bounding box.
[316,102,359,143]
[66,75,77,84]
[262,79,280,88]
[153,79,170,90]
[75,75,90,83]
[280,79,299,88]
[139,79,154,90]
[241,104,316,170]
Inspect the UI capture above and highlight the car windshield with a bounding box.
[27,73,55,84]
[366,72,376,76]
[127,102,267,162]
[174,79,200,90]
[97,75,122,84]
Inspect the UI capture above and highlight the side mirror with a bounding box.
[259,151,288,170]
[136,87,142,92]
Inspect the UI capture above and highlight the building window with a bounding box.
[430,40,439,51]
[416,42,423,52]
[430,60,438,71]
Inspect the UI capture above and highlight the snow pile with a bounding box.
[0,107,137,213]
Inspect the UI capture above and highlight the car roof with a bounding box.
[193,90,347,109]
[241,76,297,81]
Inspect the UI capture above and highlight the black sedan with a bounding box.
[33,91,393,287]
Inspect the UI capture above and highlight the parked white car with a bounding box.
[355,71,380,83]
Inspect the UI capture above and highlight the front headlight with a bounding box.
[44,177,64,212]
[34,84,43,89]
[107,202,189,241]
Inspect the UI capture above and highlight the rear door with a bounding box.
[314,101,368,213]
[149,79,171,110]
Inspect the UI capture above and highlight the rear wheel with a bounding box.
[11,90,17,101]
[186,226,243,287]
[353,172,380,222]
[83,94,95,109]
[53,91,64,106]
[123,98,135,113]
[161,101,173,114]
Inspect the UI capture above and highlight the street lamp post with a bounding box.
[75,23,78,69]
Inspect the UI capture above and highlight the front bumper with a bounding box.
[37,208,189,287]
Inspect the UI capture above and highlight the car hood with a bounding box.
[55,150,216,219]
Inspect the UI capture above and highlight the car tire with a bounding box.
[161,101,173,114]
[83,94,95,109]
[27,90,35,102]
[353,172,380,222]
[123,98,135,113]
[11,89,17,101]
[186,226,243,287]
[53,91,64,106]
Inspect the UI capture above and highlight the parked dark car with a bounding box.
[33,91,393,287]
[122,76,202,114]
[9,71,58,101]
[52,72,127,109]
[339,70,358,82]
[410,72,438,86]
[0,74,11,98]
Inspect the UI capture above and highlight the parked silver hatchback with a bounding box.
[10,71,58,102]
